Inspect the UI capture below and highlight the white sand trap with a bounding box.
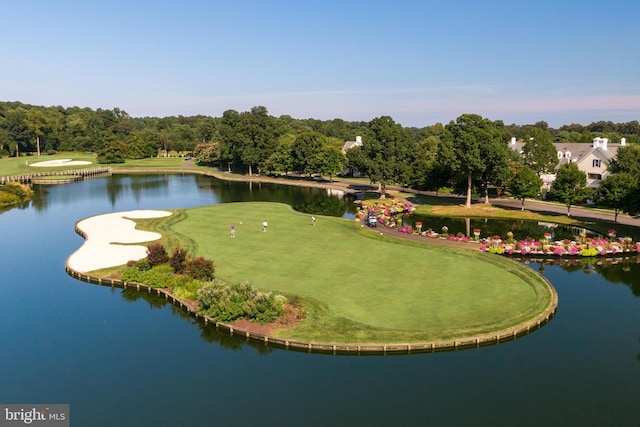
[67,210,173,272]
[31,159,93,167]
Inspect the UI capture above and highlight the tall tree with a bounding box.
[609,144,640,176]
[316,146,345,182]
[444,114,495,208]
[237,106,278,176]
[478,121,511,203]
[595,173,637,222]
[361,116,414,197]
[24,109,47,156]
[521,128,558,174]
[547,162,591,216]
[507,165,542,210]
[291,131,325,175]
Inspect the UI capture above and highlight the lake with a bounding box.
[1,174,639,426]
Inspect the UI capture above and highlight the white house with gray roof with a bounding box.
[510,137,626,190]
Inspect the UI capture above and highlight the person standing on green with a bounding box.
[262,220,268,232]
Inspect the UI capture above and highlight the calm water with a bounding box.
[1,174,639,427]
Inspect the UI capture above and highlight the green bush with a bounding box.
[0,192,20,207]
[197,281,284,324]
[171,276,202,300]
[121,264,175,288]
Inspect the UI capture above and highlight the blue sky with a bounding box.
[1,0,639,128]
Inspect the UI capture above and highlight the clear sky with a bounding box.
[1,0,639,128]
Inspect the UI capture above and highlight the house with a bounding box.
[509,137,627,190]
[341,135,363,154]
[341,136,364,177]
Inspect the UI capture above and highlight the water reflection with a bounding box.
[409,214,598,242]
[120,288,276,355]
[517,255,640,296]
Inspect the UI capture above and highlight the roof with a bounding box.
[510,142,623,170]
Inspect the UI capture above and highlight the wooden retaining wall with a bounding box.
[66,225,559,355]
[0,166,111,185]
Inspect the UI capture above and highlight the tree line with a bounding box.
[1,101,640,216]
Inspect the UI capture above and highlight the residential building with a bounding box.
[509,137,627,190]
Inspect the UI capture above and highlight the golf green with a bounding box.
[150,202,554,343]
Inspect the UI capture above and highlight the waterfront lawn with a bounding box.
[0,152,97,176]
[135,202,554,343]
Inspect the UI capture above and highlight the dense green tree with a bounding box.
[97,135,126,164]
[409,135,439,190]
[361,116,415,197]
[478,121,511,203]
[595,173,637,222]
[236,106,278,176]
[547,162,591,216]
[126,133,155,159]
[521,128,558,174]
[444,114,496,207]
[507,165,542,210]
[609,144,640,176]
[316,146,345,182]
[265,137,295,175]
[291,131,325,175]
[622,185,640,218]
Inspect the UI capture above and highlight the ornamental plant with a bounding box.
[146,242,169,266]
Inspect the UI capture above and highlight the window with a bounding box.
[588,173,602,180]
[557,151,563,159]
[565,151,571,159]
[592,159,601,168]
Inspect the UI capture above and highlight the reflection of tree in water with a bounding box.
[119,288,275,354]
[408,215,587,242]
[121,288,169,309]
[194,174,356,217]
[593,257,640,297]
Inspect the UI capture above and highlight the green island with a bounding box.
[98,201,556,344]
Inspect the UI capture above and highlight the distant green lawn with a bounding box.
[0,153,194,176]
[139,202,554,344]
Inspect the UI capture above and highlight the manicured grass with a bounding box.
[140,202,554,343]
[0,153,97,176]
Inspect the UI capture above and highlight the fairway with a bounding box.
[150,202,554,343]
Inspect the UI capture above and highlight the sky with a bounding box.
[1,0,639,128]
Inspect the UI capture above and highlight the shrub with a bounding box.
[197,281,284,324]
[135,258,151,271]
[184,256,215,280]
[121,264,175,288]
[146,242,169,266]
[171,276,202,300]
[170,247,189,274]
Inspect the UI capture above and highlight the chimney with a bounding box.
[602,138,608,150]
[593,137,600,148]
[510,137,516,145]
[621,137,626,146]
[355,136,362,144]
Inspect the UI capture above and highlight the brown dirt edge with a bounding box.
[228,303,306,335]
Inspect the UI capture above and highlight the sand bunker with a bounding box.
[31,159,93,167]
[67,210,172,272]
